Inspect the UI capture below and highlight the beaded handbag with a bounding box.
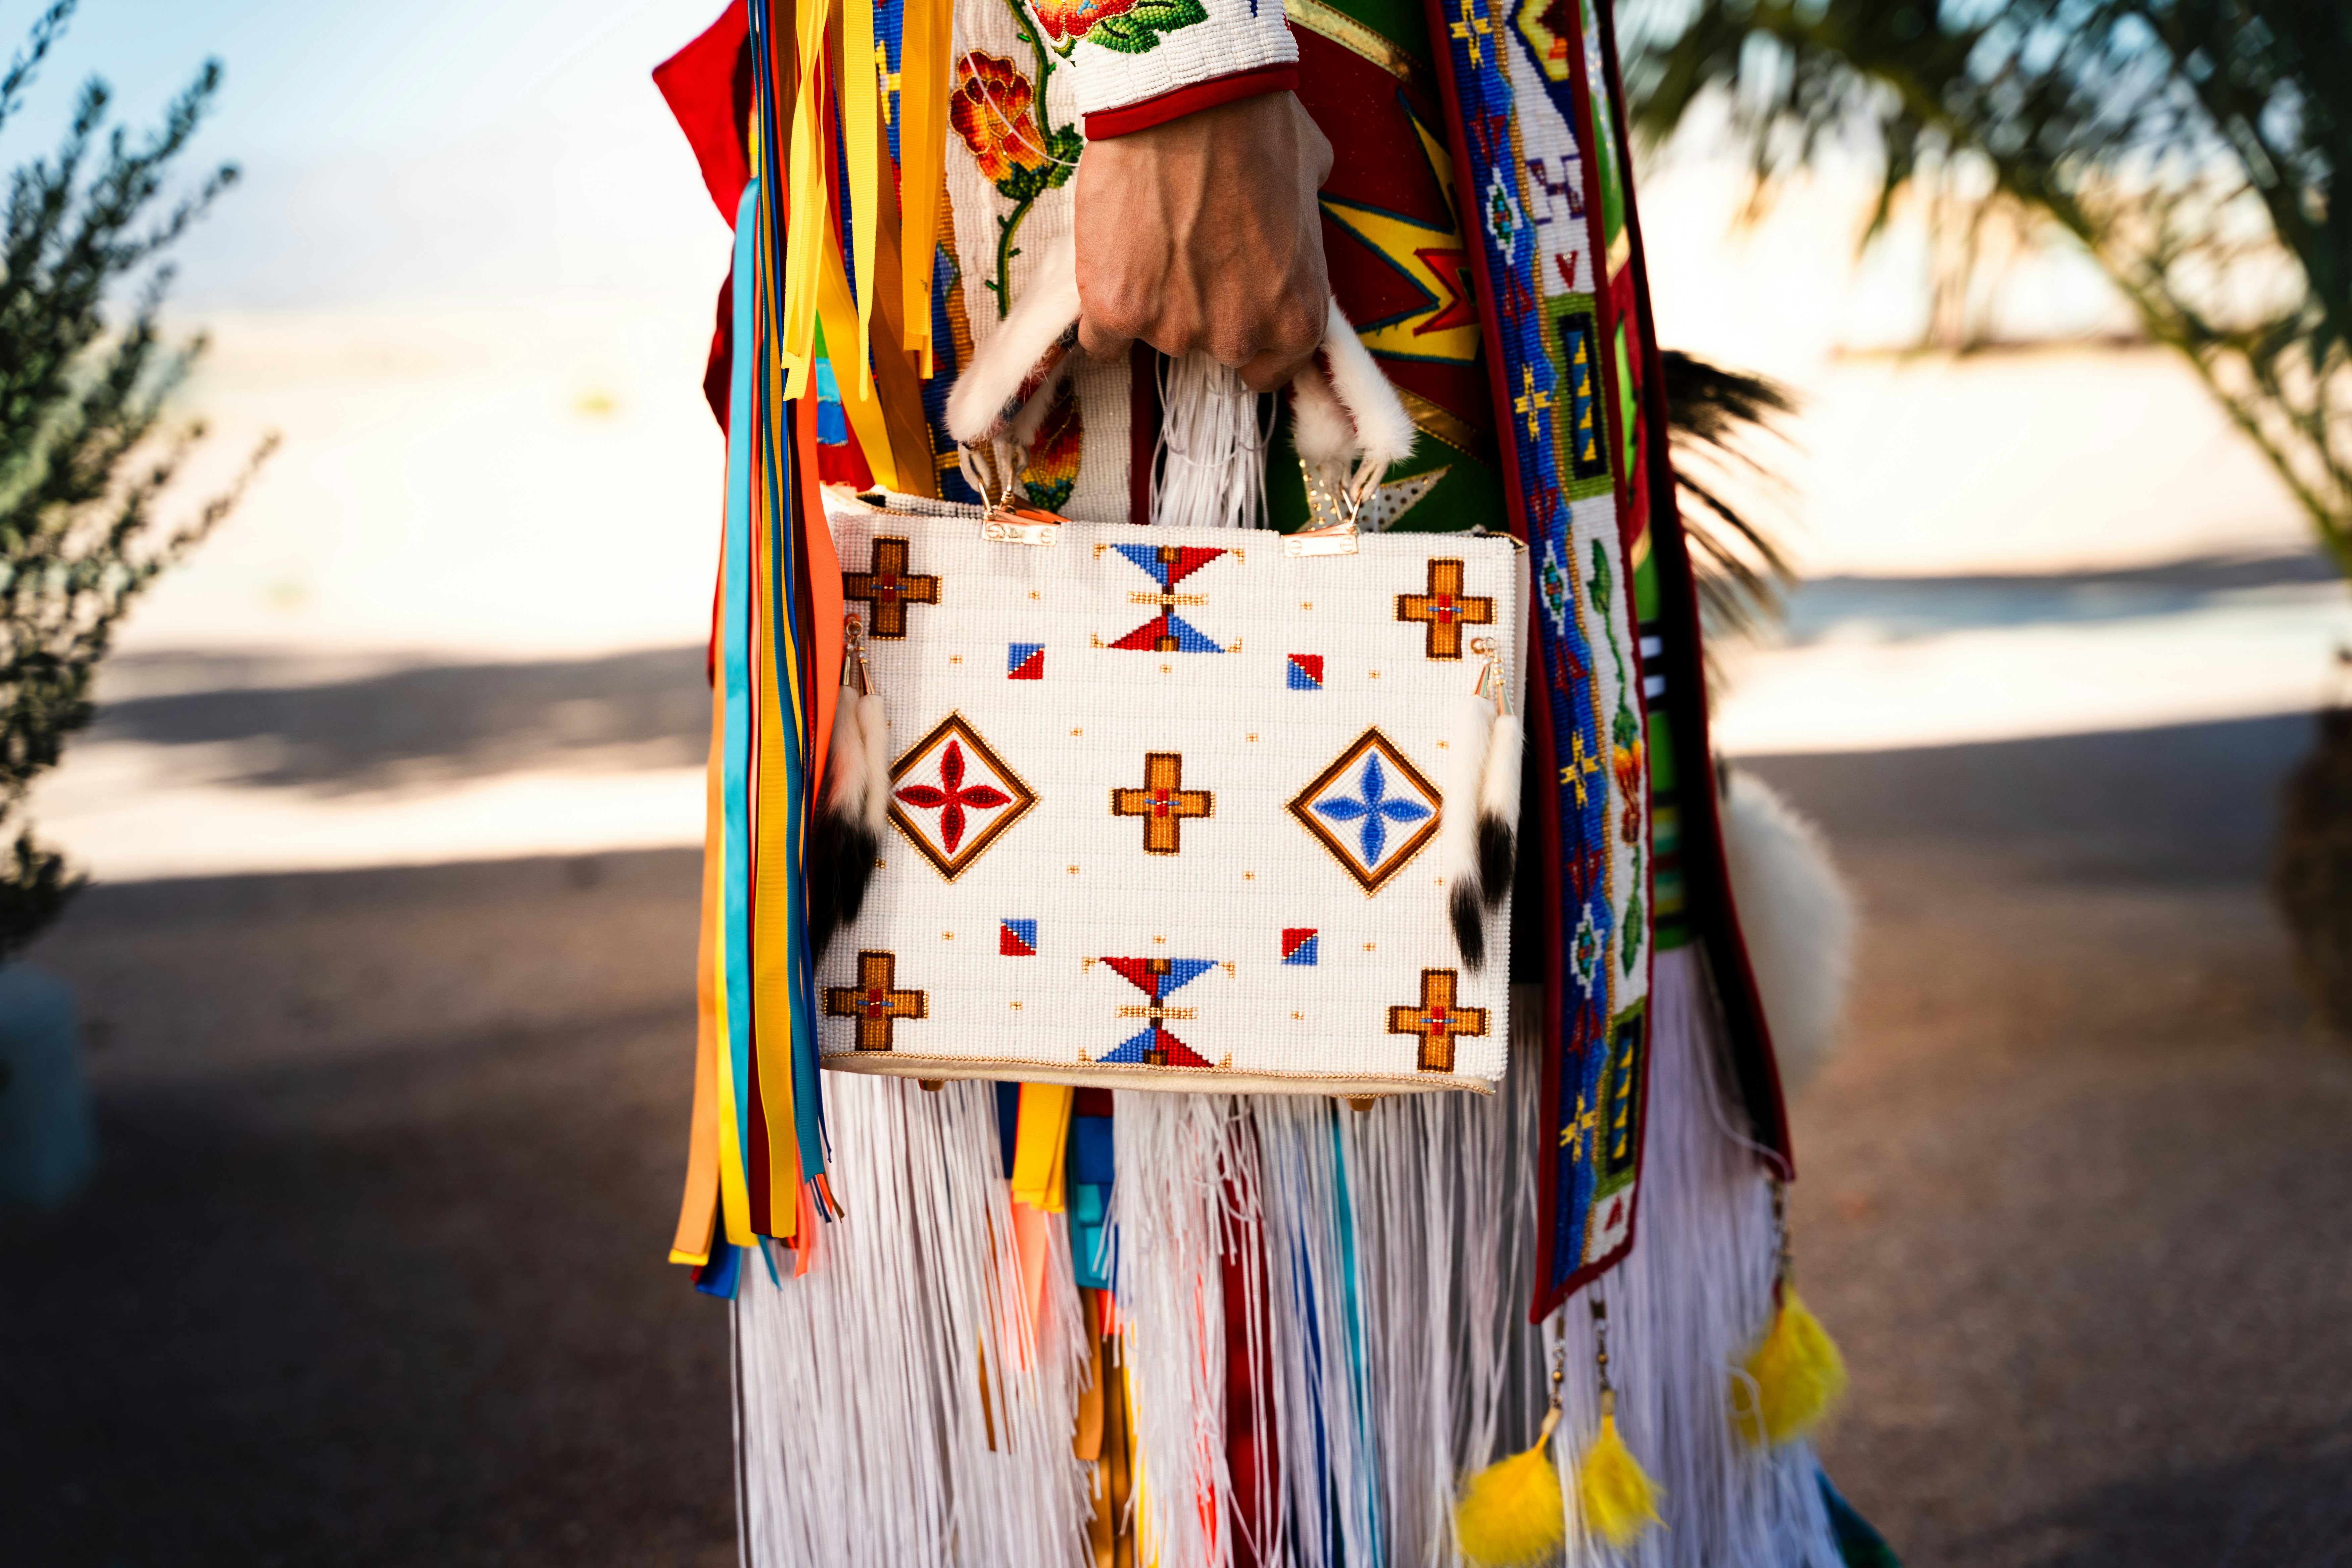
[809,243,1524,1096]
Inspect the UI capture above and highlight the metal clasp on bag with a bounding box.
[1284,520,1360,557]
[1470,635,1510,713]
[1285,456,1364,556]
[963,441,1068,547]
[981,509,1063,546]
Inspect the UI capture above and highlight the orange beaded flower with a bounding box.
[949,53,1052,186]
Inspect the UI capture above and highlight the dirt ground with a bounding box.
[1,711,2346,1566]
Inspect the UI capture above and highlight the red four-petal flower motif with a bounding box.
[894,739,1013,854]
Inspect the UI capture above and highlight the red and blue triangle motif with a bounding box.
[1094,956,1224,1068]
[1106,544,1228,653]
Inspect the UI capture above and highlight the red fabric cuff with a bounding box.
[1082,65,1300,140]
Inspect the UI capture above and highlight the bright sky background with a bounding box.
[7,0,2341,877]
[10,0,731,310]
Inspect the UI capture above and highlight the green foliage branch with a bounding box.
[0,1,271,957]
[1626,0,2352,579]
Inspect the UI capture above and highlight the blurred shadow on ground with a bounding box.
[1747,709,2352,1568]
[0,712,2341,1566]
[1742,709,2312,881]
[92,646,710,791]
[86,555,2328,798]
[0,851,728,1568]
[1968,1428,2352,1567]
[1781,549,2333,644]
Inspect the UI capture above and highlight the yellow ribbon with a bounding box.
[817,267,902,491]
[895,0,951,375]
[841,0,883,399]
[779,0,836,401]
[1009,1083,1075,1212]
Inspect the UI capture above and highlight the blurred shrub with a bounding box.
[1626,0,2352,577]
[0,1,271,957]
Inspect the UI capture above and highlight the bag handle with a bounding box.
[942,233,1416,530]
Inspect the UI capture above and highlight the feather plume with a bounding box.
[1574,1406,1664,1548]
[1741,1288,1848,1446]
[1452,1407,1565,1567]
[1444,688,1496,969]
[1719,768,1854,1098]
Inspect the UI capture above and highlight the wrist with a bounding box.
[1053,0,1299,135]
[1082,66,1300,140]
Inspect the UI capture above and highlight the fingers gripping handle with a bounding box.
[942,234,1414,514]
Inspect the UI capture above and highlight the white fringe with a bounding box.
[1108,1091,1271,1568]
[1340,1089,1513,1567]
[733,958,1842,1568]
[1152,353,1268,530]
[1549,948,1843,1568]
[1252,1029,1542,1568]
[1254,1096,1383,1568]
[737,1075,1094,1568]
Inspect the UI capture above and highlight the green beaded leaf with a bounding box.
[1083,0,1208,56]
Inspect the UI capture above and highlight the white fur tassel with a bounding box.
[944,232,1081,448]
[809,680,879,962]
[855,690,892,838]
[1444,687,1497,969]
[826,681,870,815]
[1477,711,1523,911]
[1288,364,1356,475]
[1319,298,1416,474]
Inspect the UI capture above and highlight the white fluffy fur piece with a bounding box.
[1287,364,1356,474]
[854,691,891,835]
[1719,769,1856,1100]
[824,682,867,813]
[1318,298,1416,473]
[944,231,1081,445]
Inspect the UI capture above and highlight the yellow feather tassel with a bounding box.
[1453,1407,1566,1568]
[1742,1287,1849,1445]
[1574,1400,1664,1549]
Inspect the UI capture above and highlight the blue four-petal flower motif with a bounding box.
[1314,752,1434,869]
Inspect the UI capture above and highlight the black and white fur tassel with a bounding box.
[808,619,891,964]
[1443,680,1498,970]
[1477,680,1522,910]
[1443,644,1523,969]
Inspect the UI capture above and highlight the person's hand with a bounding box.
[1073,91,1333,393]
